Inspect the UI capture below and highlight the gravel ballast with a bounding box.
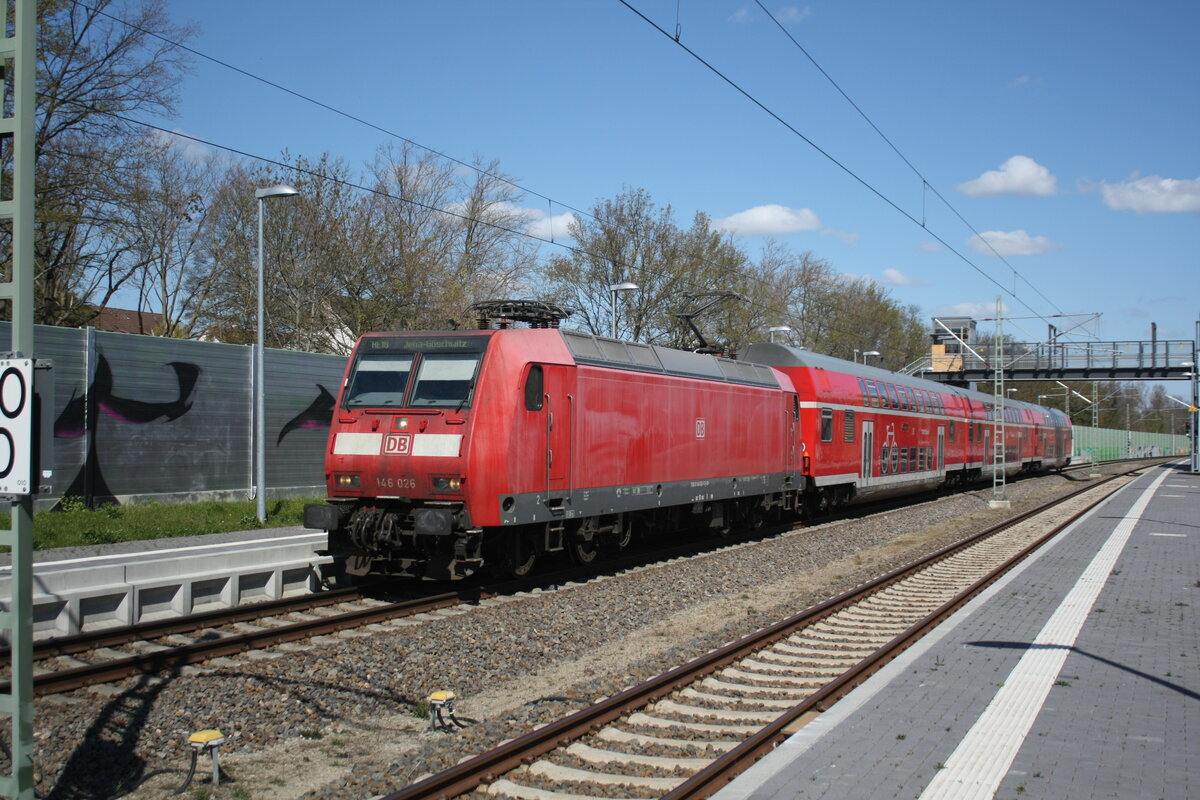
[7,464,1148,799]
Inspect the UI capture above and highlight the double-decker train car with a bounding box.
[306,325,1071,581]
[738,343,1072,514]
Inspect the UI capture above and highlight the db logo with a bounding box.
[0,359,32,495]
[383,433,412,456]
[695,418,706,440]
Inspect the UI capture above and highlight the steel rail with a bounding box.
[0,586,485,696]
[0,584,369,663]
[382,465,1145,800]
[662,466,1144,799]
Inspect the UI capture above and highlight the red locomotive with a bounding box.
[305,314,1071,581]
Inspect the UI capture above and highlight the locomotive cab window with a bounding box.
[524,365,544,411]
[820,408,834,442]
[344,354,414,407]
[409,352,482,407]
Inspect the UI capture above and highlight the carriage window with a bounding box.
[898,387,909,411]
[885,383,899,409]
[524,365,544,411]
[858,377,868,407]
[820,408,834,442]
[949,422,956,442]
[866,381,880,408]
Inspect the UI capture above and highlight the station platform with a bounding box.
[717,460,1197,800]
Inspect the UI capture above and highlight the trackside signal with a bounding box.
[0,358,33,495]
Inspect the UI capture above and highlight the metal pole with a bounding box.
[0,3,38,796]
[256,197,266,524]
[610,288,616,339]
[1185,316,1195,472]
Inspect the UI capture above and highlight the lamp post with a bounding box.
[608,281,639,339]
[255,184,299,523]
[863,350,881,365]
[768,325,791,343]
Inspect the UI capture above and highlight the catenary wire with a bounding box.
[69,2,1025,352]
[89,107,894,349]
[752,0,1067,317]
[616,0,1062,330]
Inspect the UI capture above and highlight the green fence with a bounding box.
[1072,425,1191,463]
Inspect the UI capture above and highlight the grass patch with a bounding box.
[1,496,320,552]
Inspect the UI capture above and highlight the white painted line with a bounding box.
[918,468,1171,800]
[1160,494,1185,497]
[1149,533,1186,538]
[0,531,325,573]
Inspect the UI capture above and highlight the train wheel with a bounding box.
[568,527,600,565]
[506,533,537,578]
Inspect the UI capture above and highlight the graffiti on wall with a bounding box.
[54,354,200,506]
[278,385,334,444]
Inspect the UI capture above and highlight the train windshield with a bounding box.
[343,336,486,409]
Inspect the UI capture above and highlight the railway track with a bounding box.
[1,459,1158,700]
[385,465,1146,800]
[0,584,488,696]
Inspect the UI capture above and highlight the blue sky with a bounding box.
[154,0,1198,348]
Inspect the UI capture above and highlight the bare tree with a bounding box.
[20,0,196,324]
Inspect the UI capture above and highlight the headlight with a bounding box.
[432,476,463,491]
[334,474,360,489]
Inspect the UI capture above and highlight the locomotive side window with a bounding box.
[820,408,834,442]
[344,354,414,407]
[409,353,482,407]
[524,365,544,411]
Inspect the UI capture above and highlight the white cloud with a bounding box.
[932,300,1009,319]
[444,201,577,240]
[776,6,813,23]
[1099,175,1200,213]
[1008,75,1044,90]
[880,268,929,287]
[966,229,1062,257]
[711,204,821,235]
[821,227,859,245]
[917,241,944,253]
[525,212,577,240]
[957,155,1057,197]
[729,8,751,23]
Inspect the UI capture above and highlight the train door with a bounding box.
[936,426,945,472]
[860,419,874,488]
[542,366,574,509]
[786,395,799,475]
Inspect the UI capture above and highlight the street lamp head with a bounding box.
[256,184,299,200]
[768,325,791,333]
[609,281,639,293]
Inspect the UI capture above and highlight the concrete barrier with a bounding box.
[0,532,335,640]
